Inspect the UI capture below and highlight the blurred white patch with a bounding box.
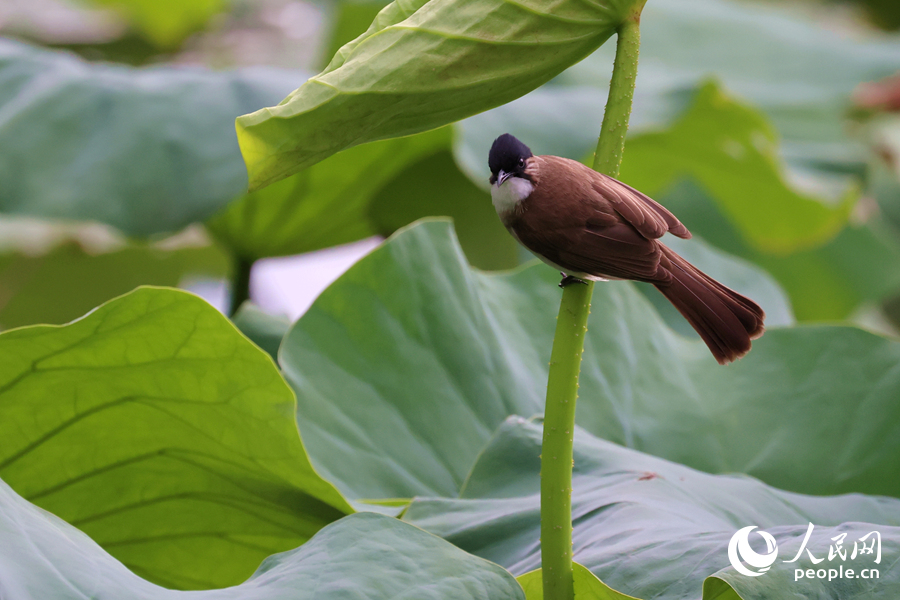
[181,277,230,314]
[0,0,125,44]
[252,237,382,321]
[178,0,326,70]
[0,216,124,256]
[262,1,320,40]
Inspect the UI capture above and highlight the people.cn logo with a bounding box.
[728,526,779,577]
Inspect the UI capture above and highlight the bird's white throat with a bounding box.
[491,176,534,216]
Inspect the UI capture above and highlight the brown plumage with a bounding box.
[494,152,764,364]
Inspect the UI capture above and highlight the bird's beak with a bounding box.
[497,170,511,185]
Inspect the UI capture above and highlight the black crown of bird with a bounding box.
[488,133,765,365]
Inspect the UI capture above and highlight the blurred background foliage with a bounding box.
[0,0,899,336]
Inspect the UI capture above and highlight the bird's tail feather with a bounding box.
[654,245,765,364]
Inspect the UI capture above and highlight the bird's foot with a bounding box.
[559,273,588,288]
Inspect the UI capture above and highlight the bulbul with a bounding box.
[488,133,764,364]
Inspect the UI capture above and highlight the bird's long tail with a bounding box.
[654,244,765,364]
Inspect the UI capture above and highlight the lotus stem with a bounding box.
[540,8,644,600]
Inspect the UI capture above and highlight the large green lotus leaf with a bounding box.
[207,128,448,259]
[0,287,352,590]
[280,220,899,506]
[0,484,524,600]
[281,220,548,502]
[0,38,298,236]
[236,0,645,190]
[617,81,855,254]
[404,417,900,600]
[659,179,900,320]
[0,240,228,330]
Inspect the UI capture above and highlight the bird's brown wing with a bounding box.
[588,169,691,240]
[528,217,669,282]
[512,156,690,282]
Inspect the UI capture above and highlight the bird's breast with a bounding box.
[491,176,534,219]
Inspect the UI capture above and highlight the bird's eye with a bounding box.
[517,158,525,167]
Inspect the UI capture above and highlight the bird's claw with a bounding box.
[559,273,588,288]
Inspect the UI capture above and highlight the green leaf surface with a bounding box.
[321,0,392,70]
[0,38,299,236]
[0,486,524,600]
[207,128,448,259]
[404,417,900,599]
[280,220,900,505]
[0,287,352,590]
[237,0,644,189]
[0,239,228,331]
[518,563,639,600]
[618,81,854,254]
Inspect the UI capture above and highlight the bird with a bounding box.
[488,133,764,364]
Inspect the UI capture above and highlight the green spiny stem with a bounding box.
[594,8,644,178]
[540,8,644,600]
[540,281,591,600]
